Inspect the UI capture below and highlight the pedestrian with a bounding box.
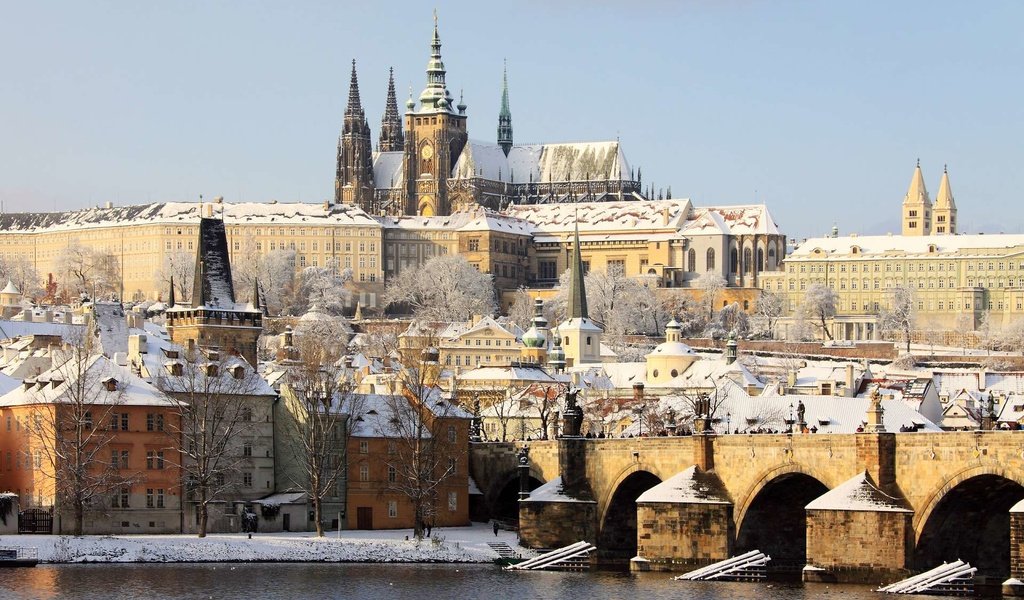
[493,520,499,536]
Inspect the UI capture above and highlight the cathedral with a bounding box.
[334,18,645,217]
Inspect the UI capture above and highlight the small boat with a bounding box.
[0,546,38,567]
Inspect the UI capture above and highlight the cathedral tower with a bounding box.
[335,60,375,210]
[497,61,513,157]
[933,165,957,235]
[901,160,932,236]
[557,220,603,367]
[378,67,405,152]
[403,15,468,217]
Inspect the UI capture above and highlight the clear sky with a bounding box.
[2,0,1022,239]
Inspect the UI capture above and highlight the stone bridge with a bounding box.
[469,431,1024,588]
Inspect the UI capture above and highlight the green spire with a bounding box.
[497,59,513,156]
[567,216,588,320]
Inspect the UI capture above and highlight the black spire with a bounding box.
[378,67,405,152]
[335,60,374,208]
[190,217,236,309]
[168,275,176,308]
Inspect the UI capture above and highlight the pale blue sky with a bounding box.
[2,1,1022,238]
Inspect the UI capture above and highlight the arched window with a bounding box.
[743,248,753,273]
[687,249,696,272]
[706,248,716,271]
[756,248,764,272]
[730,248,738,273]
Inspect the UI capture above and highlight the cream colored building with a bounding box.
[0,201,385,307]
[761,233,1024,340]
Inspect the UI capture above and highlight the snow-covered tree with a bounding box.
[704,302,750,339]
[752,290,784,339]
[801,283,838,340]
[382,255,495,321]
[234,248,297,316]
[505,287,535,331]
[695,272,727,322]
[289,262,353,316]
[0,255,42,299]
[880,285,915,352]
[549,265,666,347]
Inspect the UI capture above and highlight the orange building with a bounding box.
[345,386,472,531]
[0,352,182,534]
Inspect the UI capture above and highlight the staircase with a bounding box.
[487,542,518,559]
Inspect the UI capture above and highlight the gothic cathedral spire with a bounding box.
[497,60,513,156]
[378,67,405,152]
[335,60,374,210]
[567,218,589,320]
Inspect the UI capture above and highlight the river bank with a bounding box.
[0,523,531,564]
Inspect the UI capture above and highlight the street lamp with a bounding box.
[633,404,646,437]
[726,412,731,434]
[786,402,795,434]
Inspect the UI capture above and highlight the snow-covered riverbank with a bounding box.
[0,523,532,564]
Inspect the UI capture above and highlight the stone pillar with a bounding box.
[1006,499,1024,596]
[558,437,590,498]
[693,433,715,472]
[856,433,896,492]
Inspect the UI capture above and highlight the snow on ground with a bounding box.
[0,522,535,564]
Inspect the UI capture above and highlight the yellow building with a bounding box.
[761,233,1024,340]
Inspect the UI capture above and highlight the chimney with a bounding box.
[128,334,148,358]
[104,201,113,209]
[632,382,644,403]
[203,203,214,218]
[979,367,987,392]
[845,364,855,392]
[787,370,797,388]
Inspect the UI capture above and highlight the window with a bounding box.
[243,472,253,487]
[243,443,252,457]
[112,450,129,469]
[113,487,130,508]
[241,407,253,422]
[146,488,155,508]
[146,451,164,470]
[146,413,164,432]
[388,465,396,483]
[359,463,369,482]
[467,238,479,251]
[448,491,458,512]
[359,440,368,454]
[388,500,398,518]
[110,413,129,431]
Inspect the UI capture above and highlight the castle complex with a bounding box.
[335,18,643,217]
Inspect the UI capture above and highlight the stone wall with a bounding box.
[805,509,913,582]
[519,500,597,549]
[682,338,897,361]
[636,502,733,571]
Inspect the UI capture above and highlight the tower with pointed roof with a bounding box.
[497,61,513,157]
[901,160,932,236]
[335,60,375,210]
[557,220,603,367]
[520,298,549,365]
[932,165,957,235]
[378,67,405,153]
[402,13,468,217]
[166,213,263,365]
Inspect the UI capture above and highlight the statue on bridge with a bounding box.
[561,386,584,438]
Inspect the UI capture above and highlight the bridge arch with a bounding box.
[596,467,663,561]
[913,465,1024,578]
[486,468,545,523]
[734,463,830,572]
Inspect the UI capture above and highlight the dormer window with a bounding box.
[102,377,118,392]
[204,364,218,377]
[231,365,245,380]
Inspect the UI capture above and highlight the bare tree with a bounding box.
[522,381,567,441]
[30,327,137,535]
[233,248,297,316]
[383,255,496,321]
[880,285,915,353]
[378,354,468,539]
[56,242,121,300]
[159,348,265,537]
[289,262,354,316]
[280,336,360,536]
[156,250,195,301]
[801,283,838,340]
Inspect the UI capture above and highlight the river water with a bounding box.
[1,563,907,600]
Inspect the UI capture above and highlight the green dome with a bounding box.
[522,326,545,348]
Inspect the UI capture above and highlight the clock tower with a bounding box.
[403,15,468,217]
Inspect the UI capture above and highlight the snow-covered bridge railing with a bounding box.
[674,550,770,581]
[505,541,594,571]
[878,560,976,595]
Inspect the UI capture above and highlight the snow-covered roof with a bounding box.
[0,320,84,341]
[508,199,690,236]
[0,280,19,295]
[681,205,781,236]
[452,140,632,185]
[0,353,171,408]
[790,233,1024,259]
[372,151,405,189]
[93,302,129,357]
[522,476,594,503]
[805,472,910,512]
[636,466,731,504]
[0,201,380,233]
[255,491,307,506]
[458,365,558,384]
